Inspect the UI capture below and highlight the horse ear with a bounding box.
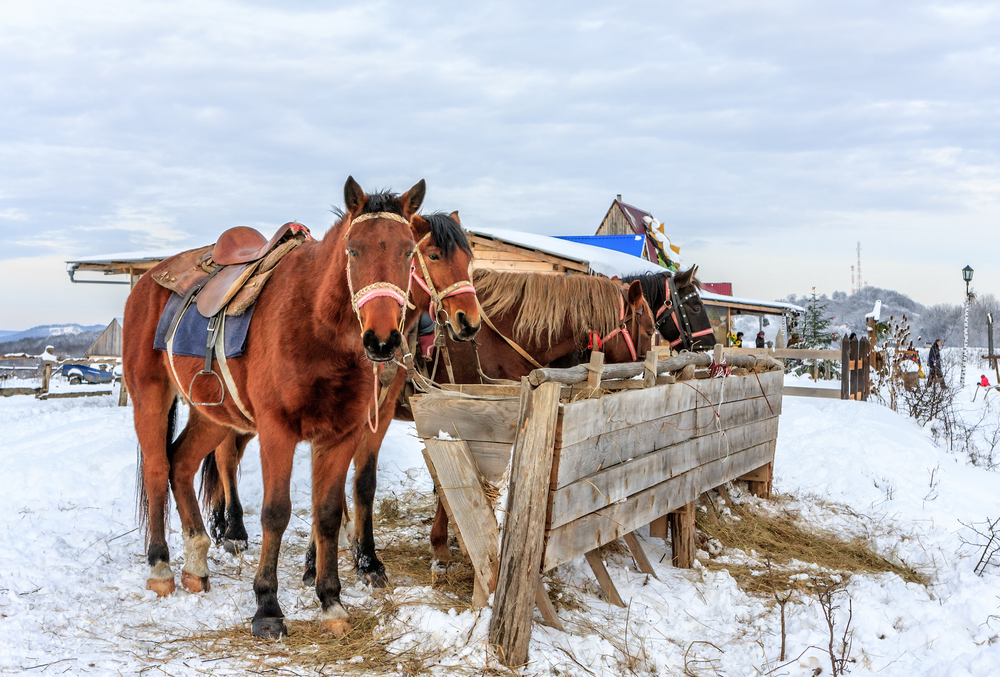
[344,176,366,216]
[410,214,431,240]
[626,280,644,309]
[449,210,461,226]
[610,275,620,282]
[675,265,698,288]
[398,179,426,219]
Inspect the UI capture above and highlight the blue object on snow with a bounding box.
[554,234,646,258]
[61,363,115,384]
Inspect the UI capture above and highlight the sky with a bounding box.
[0,0,997,330]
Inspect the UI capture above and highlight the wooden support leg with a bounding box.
[649,515,668,540]
[534,576,564,630]
[740,462,773,499]
[117,377,129,407]
[623,532,657,578]
[668,502,696,569]
[584,549,625,607]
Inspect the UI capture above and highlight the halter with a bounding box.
[657,276,714,350]
[587,291,640,362]
[409,232,477,321]
[343,211,413,331]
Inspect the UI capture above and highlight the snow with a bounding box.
[2,375,1000,675]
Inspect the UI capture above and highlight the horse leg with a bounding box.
[302,506,353,586]
[169,409,230,593]
[429,497,453,573]
[311,439,357,636]
[219,432,252,554]
[352,441,388,587]
[250,426,296,639]
[134,387,178,597]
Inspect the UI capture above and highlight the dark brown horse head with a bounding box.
[341,177,423,362]
[409,211,480,342]
[621,266,715,352]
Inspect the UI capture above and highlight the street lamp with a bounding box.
[961,265,974,387]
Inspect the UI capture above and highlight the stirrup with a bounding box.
[188,370,225,406]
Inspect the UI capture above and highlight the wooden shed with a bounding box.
[84,318,123,358]
[596,196,658,261]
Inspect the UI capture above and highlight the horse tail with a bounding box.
[135,397,178,544]
[199,450,221,513]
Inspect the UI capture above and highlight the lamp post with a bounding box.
[961,265,974,387]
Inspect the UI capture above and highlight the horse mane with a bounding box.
[329,189,406,225]
[474,270,625,347]
[619,266,703,311]
[423,213,471,257]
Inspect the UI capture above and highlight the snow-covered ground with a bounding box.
[2,377,1000,675]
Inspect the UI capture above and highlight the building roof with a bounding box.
[603,199,658,260]
[554,234,646,258]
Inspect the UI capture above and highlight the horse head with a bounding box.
[409,211,480,342]
[640,265,715,352]
[341,176,423,363]
[592,279,655,364]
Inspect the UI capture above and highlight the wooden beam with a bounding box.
[668,502,696,568]
[623,532,657,578]
[489,381,562,668]
[584,549,625,607]
[783,386,840,399]
[534,576,564,630]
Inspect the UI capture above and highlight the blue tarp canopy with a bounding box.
[555,234,646,258]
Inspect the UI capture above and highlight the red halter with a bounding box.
[587,293,638,361]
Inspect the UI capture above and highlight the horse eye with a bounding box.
[346,248,358,259]
[428,252,441,261]
[691,303,702,311]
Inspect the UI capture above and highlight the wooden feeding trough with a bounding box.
[411,347,784,667]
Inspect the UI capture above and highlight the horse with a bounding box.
[426,269,656,569]
[619,266,716,351]
[196,212,481,566]
[124,177,425,639]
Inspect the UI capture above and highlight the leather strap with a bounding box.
[478,303,544,370]
[215,312,255,424]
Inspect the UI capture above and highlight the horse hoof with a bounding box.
[251,617,287,639]
[322,618,352,637]
[302,570,316,587]
[223,539,248,556]
[360,569,388,588]
[430,559,451,574]
[181,572,210,593]
[146,576,176,597]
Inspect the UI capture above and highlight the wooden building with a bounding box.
[595,195,658,261]
[84,318,123,358]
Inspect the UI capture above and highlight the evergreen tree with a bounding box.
[793,288,840,378]
[801,288,835,349]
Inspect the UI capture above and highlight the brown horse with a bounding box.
[620,267,715,351]
[197,212,481,564]
[125,177,425,639]
[426,269,655,569]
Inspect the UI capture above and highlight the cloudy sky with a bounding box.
[1,0,997,329]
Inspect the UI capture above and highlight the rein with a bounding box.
[587,292,640,362]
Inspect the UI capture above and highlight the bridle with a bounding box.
[344,211,414,334]
[409,231,477,323]
[587,290,643,362]
[656,275,714,351]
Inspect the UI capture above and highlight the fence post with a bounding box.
[41,363,52,396]
[860,337,871,401]
[840,337,849,400]
[489,379,561,668]
[849,335,860,400]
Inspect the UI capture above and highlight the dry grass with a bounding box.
[696,494,926,596]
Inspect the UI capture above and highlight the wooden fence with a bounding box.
[412,348,784,667]
[0,355,121,401]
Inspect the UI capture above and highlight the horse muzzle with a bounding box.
[446,310,481,342]
[362,329,402,363]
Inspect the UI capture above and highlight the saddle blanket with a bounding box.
[153,292,255,359]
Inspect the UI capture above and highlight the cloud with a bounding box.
[0,0,997,325]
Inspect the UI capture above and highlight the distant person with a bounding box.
[735,332,744,347]
[756,331,765,348]
[928,339,943,384]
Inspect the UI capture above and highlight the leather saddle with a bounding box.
[152,221,311,318]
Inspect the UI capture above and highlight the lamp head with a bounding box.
[962,265,974,283]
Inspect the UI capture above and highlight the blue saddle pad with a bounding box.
[153,293,255,358]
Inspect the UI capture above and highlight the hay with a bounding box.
[695,496,926,596]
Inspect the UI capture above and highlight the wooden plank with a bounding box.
[466,441,515,484]
[557,371,782,449]
[423,439,500,599]
[623,532,657,577]
[436,384,522,398]
[741,461,772,498]
[584,550,625,607]
[489,381,562,668]
[534,576,564,630]
[412,396,521,444]
[473,259,562,273]
[649,515,667,539]
[549,417,779,527]
[841,337,850,401]
[783,386,841,399]
[542,440,776,571]
[723,347,773,356]
[773,348,841,360]
[586,351,604,389]
[468,234,591,272]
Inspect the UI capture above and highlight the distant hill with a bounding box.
[0,323,107,359]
